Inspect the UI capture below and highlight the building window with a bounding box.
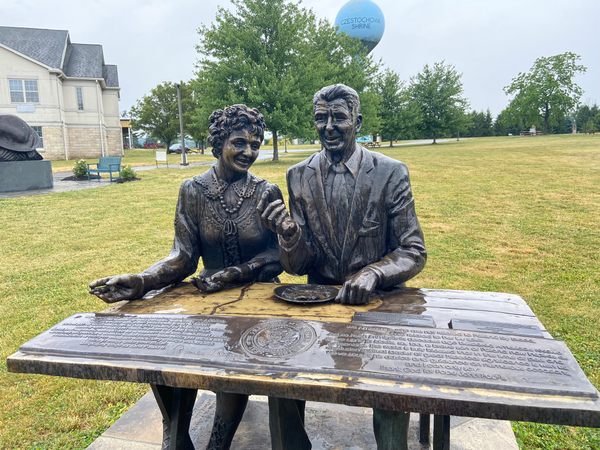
[31,126,43,148]
[76,87,84,111]
[9,79,39,103]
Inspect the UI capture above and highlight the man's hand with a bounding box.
[257,190,298,239]
[89,274,145,303]
[336,268,379,305]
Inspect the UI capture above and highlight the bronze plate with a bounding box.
[274,284,338,305]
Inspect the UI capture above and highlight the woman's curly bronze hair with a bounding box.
[208,104,266,158]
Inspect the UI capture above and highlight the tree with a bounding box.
[465,111,480,137]
[130,82,179,150]
[375,69,419,145]
[307,20,381,136]
[465,109,494,137]
[575,104,600,134]
[504,52,587,133]
[195,0,379,160]
[482,109,494,136]
[494,105,526,136]
[182,81,210,153]
[409,62,468,143]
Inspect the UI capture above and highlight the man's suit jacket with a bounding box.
[280,145,426,288]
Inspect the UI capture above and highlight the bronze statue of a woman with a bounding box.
[90,104,283,449]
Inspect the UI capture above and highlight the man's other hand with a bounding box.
[336,268,379,305]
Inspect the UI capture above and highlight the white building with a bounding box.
[0,26,122,160]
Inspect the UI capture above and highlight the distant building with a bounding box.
[0,26,122,160]
[120,118,133,149]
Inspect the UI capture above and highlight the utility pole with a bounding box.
[176,83,188,166]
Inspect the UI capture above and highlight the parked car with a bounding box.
[168,143,191,154]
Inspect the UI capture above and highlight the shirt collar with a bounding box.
[320,146,362,178]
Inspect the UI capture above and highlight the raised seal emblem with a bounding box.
[240,320,317,358]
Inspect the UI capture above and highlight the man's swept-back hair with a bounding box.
[208,104,266,158]
[313,84,361,117]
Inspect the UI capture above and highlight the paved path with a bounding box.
[0,171,113,199]
[0,152,297,199]
[1,139,458,199]
[0,161,214,199]
[257,139,458,160]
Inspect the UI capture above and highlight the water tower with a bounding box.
[334,0,385,53]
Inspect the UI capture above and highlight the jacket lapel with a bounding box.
[340,146,375,267]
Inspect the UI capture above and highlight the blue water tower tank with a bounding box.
[334,0,385,53]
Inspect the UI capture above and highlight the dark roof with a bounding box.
[0,26,67,68]
[0,26,119,88]
[64,43,104,78]
[103,65,119,88]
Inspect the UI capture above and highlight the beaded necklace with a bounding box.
[194,168,263,267]
[197,168,258,215]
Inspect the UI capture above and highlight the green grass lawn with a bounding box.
[1,134,599,448]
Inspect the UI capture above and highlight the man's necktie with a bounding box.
[330,162,350,247]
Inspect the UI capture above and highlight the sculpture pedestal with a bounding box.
[0,160,53,193]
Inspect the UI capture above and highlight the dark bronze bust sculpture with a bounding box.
[258,83,426,450]
[90,104,283,450]
[0,115,43,161]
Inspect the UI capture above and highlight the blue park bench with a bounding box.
[87,156,122,182]
[356,135,381,148]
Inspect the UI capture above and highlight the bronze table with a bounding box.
[8,283,600,449]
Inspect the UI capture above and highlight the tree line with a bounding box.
[129,0,593,160]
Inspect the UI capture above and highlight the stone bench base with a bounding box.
[87,391,518,450]
[0,160,53,193]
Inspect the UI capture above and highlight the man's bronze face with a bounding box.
[314,98,362,154]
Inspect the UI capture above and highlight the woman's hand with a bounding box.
[191,266,243,293]
[209,266,243,284]
[89,274,145,303]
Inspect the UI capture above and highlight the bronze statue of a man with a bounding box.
[258,84,426,449]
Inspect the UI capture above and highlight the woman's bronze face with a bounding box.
[220,129,261,174]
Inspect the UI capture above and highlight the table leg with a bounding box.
[151,384,197,450]
[372,409,409,450]
[419,413,430,444]
[433,415,450,450]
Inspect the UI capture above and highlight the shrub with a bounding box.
[119,165,137,181]
[72,159,88,178]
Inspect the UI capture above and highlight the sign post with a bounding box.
[176,83,188,166]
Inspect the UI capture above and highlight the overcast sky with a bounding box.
[2,0,598,116]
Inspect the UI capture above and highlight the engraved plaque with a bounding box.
[241,320,317,358]
[13,313,599,399]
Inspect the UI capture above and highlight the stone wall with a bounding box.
[31,125,123,160]
[105,128,123,156]
[66,126,123,159]
[67,126,101,159]
[39,126,66,160]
